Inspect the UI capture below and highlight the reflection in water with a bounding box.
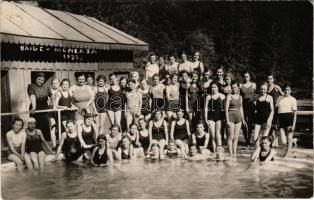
[2,157,313,199]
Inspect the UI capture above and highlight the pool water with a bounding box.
[1,156,313,199]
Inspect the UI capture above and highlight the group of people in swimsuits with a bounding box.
[6,51,298,170]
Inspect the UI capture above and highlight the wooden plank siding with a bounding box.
[2,61,134,113]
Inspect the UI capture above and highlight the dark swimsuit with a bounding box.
[173,120,188,140]
[240,84,255,124]
[255,95,271,125]
[188,83,200,113]
[63,134,83,163]
[106,87,124,112]
[81,125,95,147]
[26,129,43,153]
[95,87,108,113]
[208,96,225,122]
[194,133,207,150]
[141,91,152,115]
[268,87,280,125]
[228,96,242,124]
[259,149,274,161]
[152,121,166,141]
[93,148,108,165]
[139,131,150,151]
[59,91,75,122]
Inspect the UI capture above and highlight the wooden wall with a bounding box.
[1,61,134,115]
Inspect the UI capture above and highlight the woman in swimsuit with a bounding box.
[54,79,76,132]
[27,72,52,141]
[148,110,168,159]
[127,124,144,158]
[106,125,122,160]
[253,83,274,146]
[91,134,113,167]
[130,71,141,89]
[251,136,275,162]
[178,52,193,73]
[179,70,190,112]
[140,79,152,121]
[25,118,54,170]
[223,73,232,95]
[56,120,83,163]
[77,113,98,160]
[6,118,30,171]
[94,75,109,135]
[118,136,134,160]
[170,109,191,156]
[120,76,128,133]
[276,83,298,158]
[240,71,256,146]
[165,55,179,75]
[125,80,142,129]
[192,122,210,155]
[145,54,159,84]
[205,82,225,153]
[187,71,201,129]
[138,118,150,153]
[69,73,94,125]
[48,78,60,149]
[225,82,246,157]
[214,67,226,93]
[151,74,166,112]
[191,51,204,77]
[106,73,124,129]
[165,74,180,120]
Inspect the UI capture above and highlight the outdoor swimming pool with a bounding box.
[2,156,313,199]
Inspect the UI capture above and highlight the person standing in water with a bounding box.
[91,134,113,167]
[276,83,297,158]
[49,78,60,149]
[225,82,246,157]
[240,71,256,147]
[94,75,109,135]
[125,80,142,129]
[251,136,275,162]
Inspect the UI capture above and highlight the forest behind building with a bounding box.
[39,0,313,98]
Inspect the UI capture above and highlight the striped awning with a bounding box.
[0,1,148,51]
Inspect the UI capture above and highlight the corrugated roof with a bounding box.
[0,1,148,51]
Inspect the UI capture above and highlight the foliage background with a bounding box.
[39,0,313,98]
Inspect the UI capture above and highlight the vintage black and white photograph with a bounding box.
[0,0,313,199]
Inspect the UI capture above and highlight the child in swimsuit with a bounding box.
[251,136,275,162]
[127,124,144,158]
[106,125,122,160]
[147,143,160,160]
[164,139,181,158]
[118,136,134,160]
[91,134,113,167]
[125,80,142,129]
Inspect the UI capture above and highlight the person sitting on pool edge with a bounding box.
[251,136,275,162]
[91,134,113,167]
[186,144,210,160]
[164,139,181,158]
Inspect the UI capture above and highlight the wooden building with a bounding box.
[0,1,148,120]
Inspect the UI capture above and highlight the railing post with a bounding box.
[57,110,62,142]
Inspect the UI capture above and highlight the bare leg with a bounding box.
[159,139,166,159]
[50,118,56,147]
[107,111,115,126]
[8,154,24,171]
[24,153,34,170]
[29,152,39,169]
[38,151,46,170]
[114,111,122,130]
[253,125,262,147]
[280,128,287,145]
[227,123,235,156]
[126,111,133,130]
[208,120,216,152]
[233,123,242,156]
[215,121,222,147]
[285,131,293,158]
